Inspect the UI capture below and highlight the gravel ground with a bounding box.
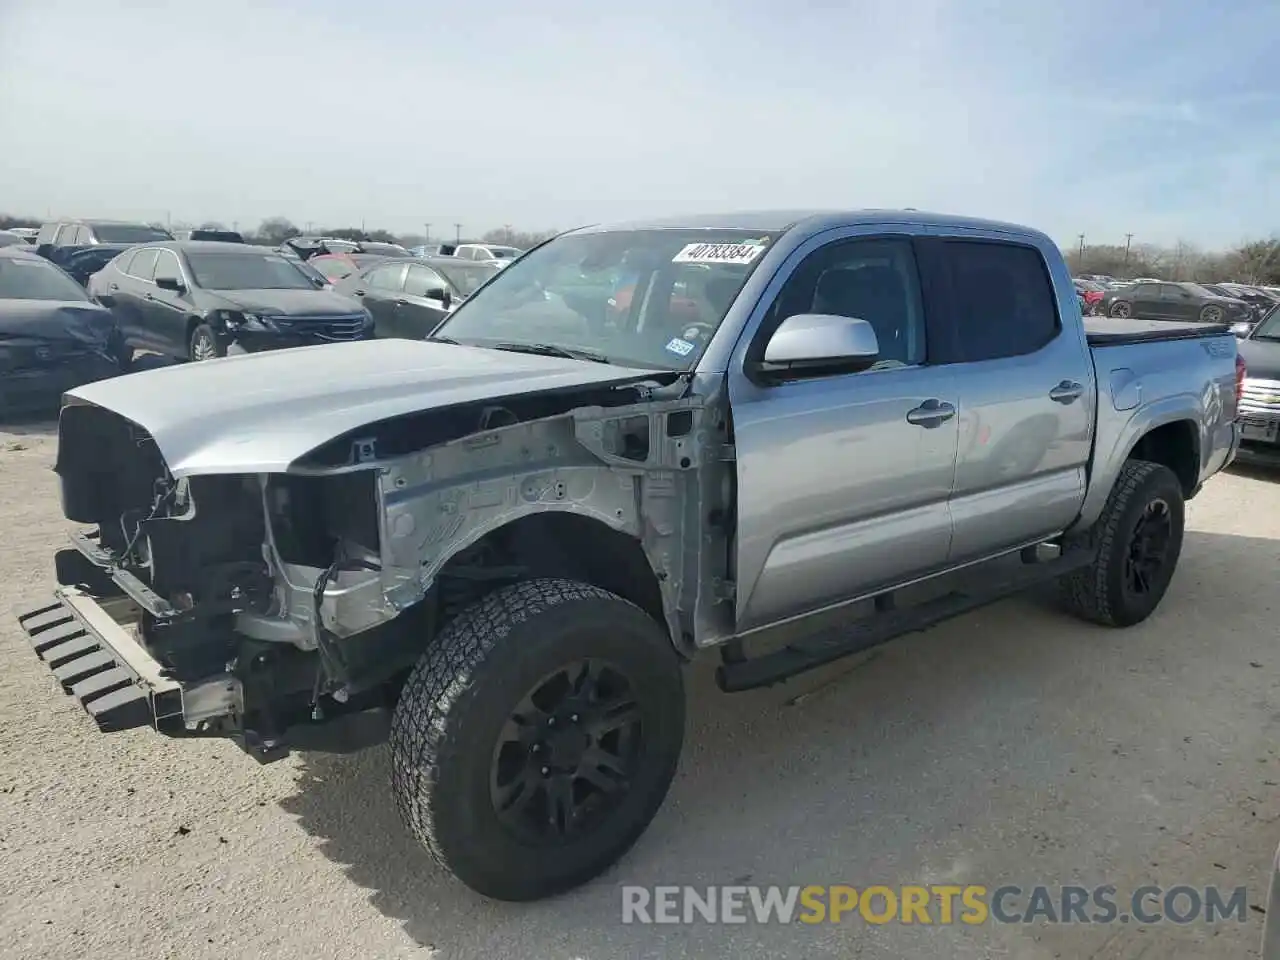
[0,421,1277,960]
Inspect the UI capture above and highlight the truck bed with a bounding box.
[1085,317,1231,345]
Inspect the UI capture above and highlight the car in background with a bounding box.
[1234,303,1280,466]
[5,227,39,244]
[1072,278,1106,315]
[0,246,126,413]
[34,219,173,262]
[174,228,246,244]
[308,252,403,283]
[453,243,522,266]
[0,229,30,248]
[1211,282,1278,318]
[409,243,457,257]
[333,256,501,339]
[1100,280,1252,324]
[87,241,371,361]
[282,237,410,261]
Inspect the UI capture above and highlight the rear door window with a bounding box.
[364,263,407,291]
[404,264,449,297]
[128,248,160,281]
[943,241,1060,361]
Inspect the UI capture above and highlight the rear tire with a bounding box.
[1058,459,1185,627]
[188,323,224,362]
[389,578,685,901]
[1109,300,1132,319]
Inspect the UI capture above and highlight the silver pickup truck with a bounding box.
[18,210,1241,901]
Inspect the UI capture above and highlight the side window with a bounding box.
[113,250,137,274]
[944,241,1059,362]
[54,224,79,246]
[36,223,59,245]
[755,237,927,371]
[1161,284,1189,300]
[153,250,181,281]
[365,263,407,291]
[1133,283,1157,298]
[404,264,447,297]
[128,248,160,281]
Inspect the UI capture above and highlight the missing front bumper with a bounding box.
[15,590,183,732]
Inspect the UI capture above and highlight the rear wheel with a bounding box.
[188,323,224,362]
[1058,460,1185,627]
[1109,300,1132,319]
[390,578,685,901]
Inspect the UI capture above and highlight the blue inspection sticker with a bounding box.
[665,337,696,357]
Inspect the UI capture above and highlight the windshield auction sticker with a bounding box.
[672,242,767,265]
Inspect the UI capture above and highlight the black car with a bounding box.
[0,247,126,413]
[1100,281,1251,324]
[87,241,373,361]
[334,256,501,339]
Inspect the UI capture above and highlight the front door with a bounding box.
[1159,283,1196,320]
[1130,283,1162,319]
[399,263,453,338]
[353,263,408,338]
[728,234,959,633]
[115,248,161,352]
[929,235,1093,562]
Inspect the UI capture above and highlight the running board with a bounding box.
[715,548,1094,693]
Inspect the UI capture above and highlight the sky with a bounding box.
[1,0,1277,249]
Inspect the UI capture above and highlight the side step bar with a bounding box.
[15,589,183,732]
[716,547,1094,693]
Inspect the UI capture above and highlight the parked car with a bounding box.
[86,241,372,361]
[453,242,523,265]
[174,229,246,244]
[308,252,397,283]
[6,227,39,244]
[1072,278,1106,315]
[0,229,29,248]
[409,243,456,257]
[59,243,134,287]
[0,246,125,412]
[34,219,173,270]
[281,236,360,260]
[17,209,1240,903]
[1233,303,1280,465]
[1100,281,1252,324]
[334,256,501,339]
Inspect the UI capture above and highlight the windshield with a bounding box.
[488,247,519,259]
[1252,305,1280,339]
[93,224,173,243]
[0,256,91,301]
[187,251,318,290]
[434,228,779,370]
[435,260,500,296]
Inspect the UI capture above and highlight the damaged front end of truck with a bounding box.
[18,348,735,760]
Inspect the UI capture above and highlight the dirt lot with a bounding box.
[1,421,1277,960]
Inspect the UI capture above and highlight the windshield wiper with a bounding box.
[425,334,460,344]
[490,341,611,364]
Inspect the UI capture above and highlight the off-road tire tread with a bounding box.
[388,577,679,898]
[1058,459,1181,626]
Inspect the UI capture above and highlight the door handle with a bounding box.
[353,289,366,296]
[394,299,409,307]
[905,399,956,428]
[144,293,156,301]
[1049,380,1084,404]
[108,282,119,290]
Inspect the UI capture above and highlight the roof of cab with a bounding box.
[140,240,273,254]
[574,209,1049,241]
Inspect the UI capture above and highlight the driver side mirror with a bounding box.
[751,314,880,382]
[425,287,452,309]
[155,274,185,292]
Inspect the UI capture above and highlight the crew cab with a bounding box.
[17,210,1240,903]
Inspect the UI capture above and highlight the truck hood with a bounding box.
[204,287,365,316]
[65,339,668,477]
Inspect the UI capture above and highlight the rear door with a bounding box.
[931,235,1093,562]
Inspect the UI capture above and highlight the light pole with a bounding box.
[424,222,431,243]
[454,223,462,243]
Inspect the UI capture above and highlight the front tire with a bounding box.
[188,323,224,362]
[390,578,685,901]
[1058,460,1185,627]
[1200,304,1224,323]
[1110,300,1132,319]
